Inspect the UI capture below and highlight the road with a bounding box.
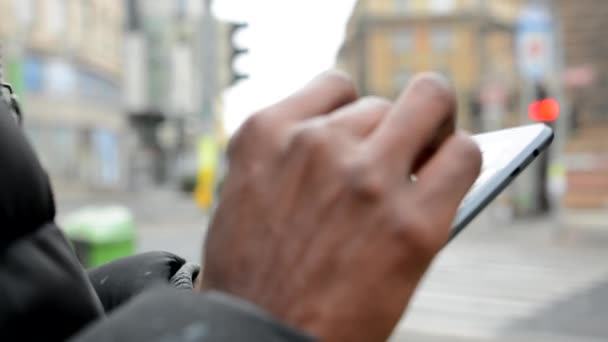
[54,188,608,341]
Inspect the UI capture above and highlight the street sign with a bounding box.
[516,4,555,81]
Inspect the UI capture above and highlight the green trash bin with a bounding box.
[61,206,135,268]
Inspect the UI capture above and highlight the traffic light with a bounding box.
[226,22,249,86]
[528,83,559,123]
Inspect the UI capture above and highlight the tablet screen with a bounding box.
[452,124,552,235]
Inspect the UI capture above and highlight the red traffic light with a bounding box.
[528,98,559,122]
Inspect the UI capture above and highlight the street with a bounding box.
[55,189,608,342]
[392,214,608,341]
[5,1,608,341]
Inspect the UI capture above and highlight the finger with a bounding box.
[366,72,456,176]
[414,132,482,222]
[265,70,358,124]
[411,117,455,172]
[325,96,391,138]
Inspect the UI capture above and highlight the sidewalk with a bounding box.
[52,185,608,341]
[559,208,608,231]
[391,214,608,341]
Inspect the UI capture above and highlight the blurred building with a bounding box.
[0,0,125,190]
[338,0,523,131]
[125,0,232,192]
[557,0,608,125]
[555,0,608,209]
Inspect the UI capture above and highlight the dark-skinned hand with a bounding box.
[201,71,481,342]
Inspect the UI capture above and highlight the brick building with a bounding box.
[556,0,608,209]
[557,0,608,124]
[337,0,523,130]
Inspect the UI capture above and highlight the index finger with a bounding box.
[264,70,358,124]
[366,73,456,177]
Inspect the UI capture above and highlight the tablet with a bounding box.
[450,124,554,240]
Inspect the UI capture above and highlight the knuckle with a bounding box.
[409,72,456,111]
[320,70,358,99]
[360,96,392,112]
[227,112,270,158]
[289,123,330,152]
[344,157,386,199]
[241,111,271,134]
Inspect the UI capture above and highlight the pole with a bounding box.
[477,0,486,105]
[534,82,553,213]
[200,0,217,132]
[194,0,221,209]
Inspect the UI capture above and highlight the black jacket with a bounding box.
[0,100,313,342]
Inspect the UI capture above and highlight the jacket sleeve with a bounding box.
[0,100,315,341]
[87,251,190,313]
[71,288,317,342]
[0,100,105,341]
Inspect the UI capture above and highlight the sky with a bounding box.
[213,0,357,134]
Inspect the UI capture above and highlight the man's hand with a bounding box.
[201,71,481,341]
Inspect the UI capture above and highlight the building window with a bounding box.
[83,1,92,31]
[394,0,410,13]
[14,0,33,27]
[45,59,77,96]
[103,9,114,52]
[92,130,121,187]
[430,0,455,14]
[430,28,453,51]
[392,30,413,53]
[24,57,43,93]
[83,1,95,49]
[47,0,65,35]
[78,69,120,102]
